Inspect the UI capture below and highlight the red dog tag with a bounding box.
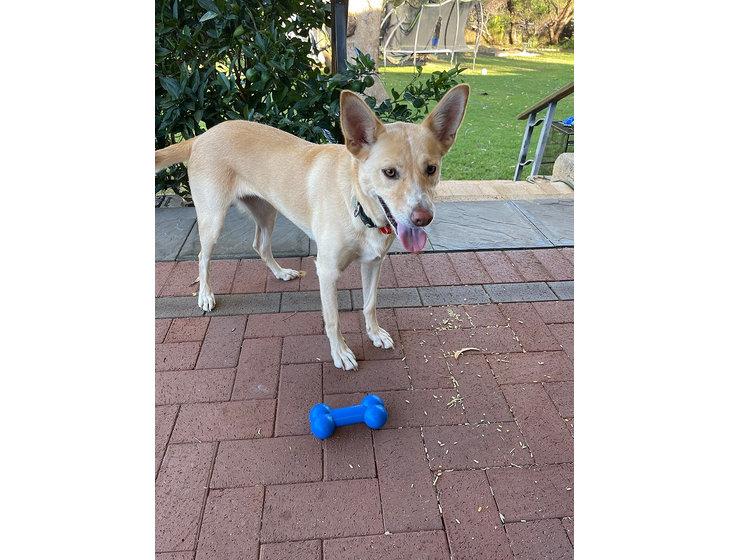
[379,225,393,235]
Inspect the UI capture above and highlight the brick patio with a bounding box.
[156,248,574,559]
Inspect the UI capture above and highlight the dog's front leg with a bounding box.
[361,258,394,349]
[317,260,358,371]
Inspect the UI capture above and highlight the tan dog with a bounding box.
[155,84,469,370]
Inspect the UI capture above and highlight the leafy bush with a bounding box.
[156,0,464,198]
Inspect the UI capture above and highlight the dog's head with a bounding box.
[340,83,469,252]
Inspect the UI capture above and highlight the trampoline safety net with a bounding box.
[381,0,479,59]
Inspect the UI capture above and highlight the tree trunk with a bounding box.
[346,0,388,102]
[508,23,519,45]
[548,26,558,44]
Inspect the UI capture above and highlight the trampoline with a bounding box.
[380,0,485,68]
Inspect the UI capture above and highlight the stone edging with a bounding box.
[156,281,574,319]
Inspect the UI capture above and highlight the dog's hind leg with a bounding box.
[361,258,394,349]
[237,196,302,281]
[190,175,230,312]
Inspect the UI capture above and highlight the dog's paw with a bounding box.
[368,327,394,349]
[275,268,302,281]
[331,342,358,371]
[198,289,216,312]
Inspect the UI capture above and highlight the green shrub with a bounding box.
[156,0,464,198]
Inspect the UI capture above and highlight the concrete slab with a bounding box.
[426,201,552,251]
[156,208,197,261]
[178,206,310,260]
[511,199,574,246]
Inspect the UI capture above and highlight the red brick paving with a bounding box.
[275,363,322,436]
[423,421,533,470]
[156,261,176,296]
[159,260,237,297]
[502,383,573,465]
[156,552,195,560]
[260,540,321,560]
[448,251,494,284]
[195,316,246,369]
[399,330,453,389]
[437,469,513,560]
[506,249,553,282]
[164,317,210,343]
[155,248,573,557]
[156,342,201,372]
[373,428,442,533]
[171,400,276,443]
[544,381,574,417]
[155,405,177,473]
[450,355,513,422]
[156,318,172,343]
[500,303,563,352]
[232,337,281,400]
[532,248,574,281]
[324,531,450,559]
[323,426,376,480]
[487,351,573,385]
[156,442,216,552]
[281,333,364,364]
[549,323,574,359]
[260,479,383,541]
[532,300,574,324]
[390,253,429,287]
[156,368,235,405]
[231,259,269,293]
[562,516,574,545]
[196,486,264,560]
[322,359,410,394]
[420,253,462,286]
[488,463,574,521]
[245,311,323,338]
[506,518,574,560]
[476,251,525,283]
[211,436,321,487]
[265,257,302,292]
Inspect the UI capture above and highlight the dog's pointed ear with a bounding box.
[423,83,470,153]
[340,90,385,157]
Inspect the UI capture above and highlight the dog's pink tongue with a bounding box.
[396,223,428,253]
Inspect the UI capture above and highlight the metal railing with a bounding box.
[514,82,574,181]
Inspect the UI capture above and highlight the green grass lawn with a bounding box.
[380,50,574,181]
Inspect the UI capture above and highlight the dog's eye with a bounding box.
[382,168,398,179]
[426,164,438,176]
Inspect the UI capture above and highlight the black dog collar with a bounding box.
[353,201,393,235]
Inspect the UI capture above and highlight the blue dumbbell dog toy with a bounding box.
[309,394,388,440]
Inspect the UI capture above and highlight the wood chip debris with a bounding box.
[454,347,480,360]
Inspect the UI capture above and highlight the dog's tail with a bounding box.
[155,138,193,172]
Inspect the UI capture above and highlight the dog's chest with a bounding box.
[358,229,394,262]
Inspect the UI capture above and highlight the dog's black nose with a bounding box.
[410,207,433,227]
